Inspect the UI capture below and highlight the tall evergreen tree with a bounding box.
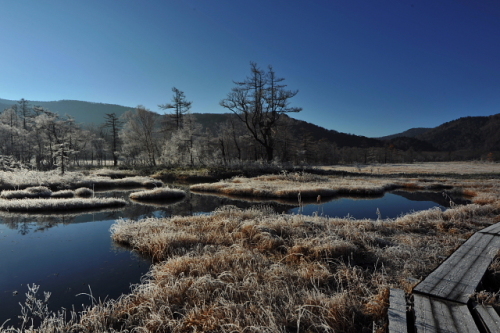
[103,113,123,166]
[159,87,192,130]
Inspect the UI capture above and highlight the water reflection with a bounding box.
[0,186,467,327]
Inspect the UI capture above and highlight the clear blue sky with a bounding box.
[1,0,500,137]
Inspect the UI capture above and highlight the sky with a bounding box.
[1,0,500,137]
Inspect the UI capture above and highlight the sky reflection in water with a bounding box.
[0,189,455,326]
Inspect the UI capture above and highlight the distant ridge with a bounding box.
[377,127,431,140]
[0,98,132,124]
[416,114,500,153]
[1,98,498,156]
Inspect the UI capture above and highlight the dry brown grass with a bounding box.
[3,173,500,332]
[190,172,467,201]
[129,187,186,201]
[320,161,500,175]
[86,196,495,332]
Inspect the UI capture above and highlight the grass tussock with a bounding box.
[90,168,137,178]
[0,170,163,191]
[74,187,94,198]
[190,173,453,199]
[1,186,97,200]
[129,187,186,201]
[52,199,491,332]
[0,197,126,212]
[49,190,75,198]
[1,186,52,199]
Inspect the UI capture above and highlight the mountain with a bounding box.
[2,98,498,154]
[193,113,384,148]
[377,127,431,140]
[416,114,500,153]
[385,136,438,152]
[0,98,132,124]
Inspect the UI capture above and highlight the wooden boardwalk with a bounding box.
[388,223,500,333]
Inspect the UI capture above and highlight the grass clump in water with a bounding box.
[129,187,186,201]
[2,173,500,332]
[0,197,126,212]
[1,186,53,199]
[74,187,94,198]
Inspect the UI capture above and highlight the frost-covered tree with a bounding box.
[120,106,161,166]
[55,142,76,175]
[161,115,205,166]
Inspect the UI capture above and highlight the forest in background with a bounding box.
[0,96,498,172]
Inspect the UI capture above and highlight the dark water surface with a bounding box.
[0,188,462,326]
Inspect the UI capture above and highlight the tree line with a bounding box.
[0,64,460,171]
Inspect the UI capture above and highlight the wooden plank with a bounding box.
[388,288,407,333]
[474,305,500,333]
[480,222,500,236]
[414,234,500,303]
[413,294,479,333]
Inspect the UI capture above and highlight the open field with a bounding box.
[2,167,500,332]
[190,172,455,200]
[321,161,500,175]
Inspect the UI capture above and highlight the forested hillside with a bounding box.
[0,98,131,124]
[416,114,500,153]
[0,97,498,168]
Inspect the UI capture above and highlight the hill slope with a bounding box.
[193,113,384,148]
[0,98,132,124]
[417,114,500,152]
[2,98,498,154]
[377,127,431,140]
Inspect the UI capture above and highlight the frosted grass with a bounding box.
[0,170,162,191]
[0,197,126,212]
[129,187,186,201]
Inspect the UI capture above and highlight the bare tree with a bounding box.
[220,62,301,162]
[159,87,192,130]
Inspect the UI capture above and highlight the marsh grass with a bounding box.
[2,173,500,332]
[0,197,126,212]
[0,186,53,199]
[85,201,493,332]
[90,168,137,179]
[74,187,94,198]
[0,170,162,192]
[1,186,97,201]
[320,161,500,175]
[129,187,186,201]
[190,173,453,200]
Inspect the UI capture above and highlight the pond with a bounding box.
[0,187,464,327]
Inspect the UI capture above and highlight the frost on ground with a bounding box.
[2,172,499,332]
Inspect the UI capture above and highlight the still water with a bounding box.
[0,188,460,326]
